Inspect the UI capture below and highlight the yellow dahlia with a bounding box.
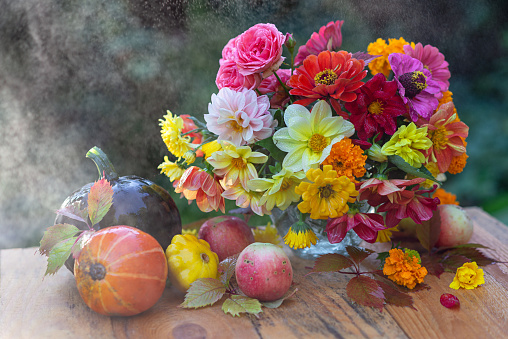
[322,137,367,183]
[158,156,186,182]
[201,140,222,159]
[294,165,358,220]
[160,110,195,157]
[381,122,432,168]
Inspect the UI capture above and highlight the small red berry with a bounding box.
[440,293,460,308]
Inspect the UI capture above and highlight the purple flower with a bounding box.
[389,53,441,121]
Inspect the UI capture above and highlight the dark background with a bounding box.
[1,0,507,249]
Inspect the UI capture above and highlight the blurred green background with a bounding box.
[1,0,507,249]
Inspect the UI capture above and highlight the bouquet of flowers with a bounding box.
[158,20,469,252]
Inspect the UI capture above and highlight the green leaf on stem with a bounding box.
[222,295,263,317]
[180,278,226,309]
[44,236,78,276]
[87,177,114,226]
[388,155,440,184]
[255,137,286,163]
[39,223,81,256]
[219,254,239,289]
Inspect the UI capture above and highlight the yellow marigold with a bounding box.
[433,188,459,205]
[201,140,222,159]
[448,152,468,174]
[283,226,318,249]
[381,122,432,168]
[322,137,367,183]
[450,261,485,290]
[158,156,186,182]
[376,226,399,243]
[367,37,413,77]
[294,165,358,220]
[383,248,428,289]
[160,110,195,157]
[253,223,282,247]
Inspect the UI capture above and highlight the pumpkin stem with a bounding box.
[86,146,119,181]
[201,253,210,263]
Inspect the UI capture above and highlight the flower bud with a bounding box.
[183,150,196,165]
[367,143,387,162]
[284,33,296,54]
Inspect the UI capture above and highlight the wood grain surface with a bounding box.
[1,207,507,339]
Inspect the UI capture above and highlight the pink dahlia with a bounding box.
[216,59,262,91]
[258,68,292,109]
[294,20,344,66]
[175,166,225,213]
[234,23,285,78]
[389,53,441,121]
[420,102,468,173]
[326,211,386,244]
[344,73,407,141]
[404,43,450,96]
[204,87,275,146]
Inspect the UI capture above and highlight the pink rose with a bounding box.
[258,69,291,109]
[216,59,262,91]
[219,36,238,66]
[234,23,285,78]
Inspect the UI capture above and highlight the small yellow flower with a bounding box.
[294,165,358,220]
[450,262,485,290]
[376,225,398,243]
[253,223,282,247]
[381,122,432,168]
[367,143,388,163]
[368,37,414,76]
[201,140,222,159]
[183,150,196,165]
[383,248,427,289]
[158,156,186,182]
[283,226,317,249]
[160,110,195,157]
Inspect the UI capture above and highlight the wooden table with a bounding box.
[1,207,508,338]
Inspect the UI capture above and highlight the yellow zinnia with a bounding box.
[381,122,432,168]
[368,37,414,77]
[294,165,358,220]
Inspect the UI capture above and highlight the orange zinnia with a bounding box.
[288,50,367,110]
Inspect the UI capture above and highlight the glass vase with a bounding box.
[270,204,366,260]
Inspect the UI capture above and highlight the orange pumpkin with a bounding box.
[74,226,168,316]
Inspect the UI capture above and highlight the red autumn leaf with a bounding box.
[375,278,416,310]
[346,275,385,311]
[310,253,354,274]
[87,177,114,226]
[346,246,375,265]
[445,247,497,266]
[416,209,441,252]
[440,254,471,272]
[421,254,445,278]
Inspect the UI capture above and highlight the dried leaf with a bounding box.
[310,253,354,273]
[87,178,114,226]
[39,223,81,256]
[222,295,263,317]
[261,287,298,309]
[45,237,77,276]
[421,254,445,278]
[346,246,375,265]
[219,254,239,288]
[180,278,226,309]
[416,209,441,252]
[346,276,385,311]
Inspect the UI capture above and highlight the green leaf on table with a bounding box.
[416,210,441,252]
[310,253,354,273]
[219,254,239,288]
[44,236,78,276]
[255,137,286,163]
[39,223,81,256]
[180,278,226,309]
[56,201,88,224]
[222,295,263,317]
[261,287,298,309]
[346,275,385,311]
[87,177,114,226]
[346,246,375,265]
[388,155,440,184]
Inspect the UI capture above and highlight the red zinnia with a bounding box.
[288,50,367,111]
[344,73,407,141]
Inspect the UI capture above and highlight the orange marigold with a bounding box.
[383,248,428,289]
[433,188,459,205]
[367,37,413,77]
[322,137,367,183]
[448,152,468,174]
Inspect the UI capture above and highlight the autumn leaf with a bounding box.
[261,287,298,309]
[375,278,416,310]
[180,278,226,309]
[87,177,114,226]
[416,210,441,252]
[44,236,77,275]
[39,223,81,256]
[440,254,471,272]
[310,253,354,274]
[421,254,445,278]
[55,202,88,225]
[346,275,385,311]
[222,295,263,317]
[445,247,498,266]
[346,246,375,266]
[219,254,239,289]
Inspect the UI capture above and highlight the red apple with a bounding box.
[198,215,255,261]
[235,243,293,301]
[435,204,474,247]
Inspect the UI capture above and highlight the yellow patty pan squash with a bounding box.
[165,234,220,292]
